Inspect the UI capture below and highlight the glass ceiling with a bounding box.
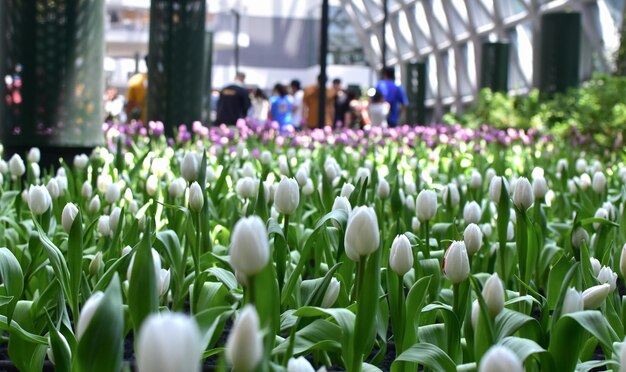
[341,0,624,115]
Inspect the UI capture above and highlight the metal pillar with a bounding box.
[480,42,510,93]
[382,0,387,69]
[405,62,427,125]
[232,10,240,72]
[148,0,206,135]
[0,0,105,155]
[318,0,329,128]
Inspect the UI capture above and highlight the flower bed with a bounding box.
[0,120,623,371]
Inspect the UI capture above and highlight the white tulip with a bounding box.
[620,244,626,280]
[344,206,380,261]
[389,234,413,277]
[488,176,508,203]
[572,227,590,250]
[241,162,256,179]
[137,313,202,372]
[592,172,606,194]
[507,221,514,241]
[260,150,272,165]
[512,177,534,210]
[62,203,79,234]
[295,168,308,187]
[575,158,587,174]
[469,170,482,189]
[28,185,52,215]
[225,305,263,372]
[230,216,270,277]
[355,167,371,184]
[593,208,609,230]
[109,207,123,234]
[302,179,314,196]
[279,156,290,176]
[88,195,101,214]
[105,183,121,204]
[443,241,470,284]
[561,287,583,315]
[321,277,340,308]
[0,160,8,175]
[236,177,256,199]
[377,179,390,200]
[98,216,111,237]
[471,299,479,329]
[463,201,482,224]
[27,147,40,163]
[159,269,171,297]
[479,345,524,372]
[582,283,611,309]
[405,182,416,196]
[464,223,483,255]
[332,196,351,214]
[406,195,415,212]
[287,356,315,372]
[146,175,158,196]
[579,173,591,190]
[411,217,421,233]
[442,183,460,208]
[482,273,505,317]
[188,182,204,212]
[485,168,496,186]
[168,178,187,199]
[89,252,103,276]
[44,179,59,200]
[341,183,355,198]
[31,163,40,180]
[597,266,617,292]
[9,154,25,178]
[81,181,92,199]
[73,154,89,169]
[181,152,200,182]
[274,178,300,215]
[416,190,437,222]
[76,291,105,340]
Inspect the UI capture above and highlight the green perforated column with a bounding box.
[404,62,427,125]
[480,42,510,93]
[0,0,105,152]
[148,0,206,135]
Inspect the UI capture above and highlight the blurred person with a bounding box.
[375,66,408,127]
[216,71,251,125]
[344,88,366,128]
[290,79,304,129]
[249,88,269,122]
[368,90,390,128]
[333,78,348,127]
[126,58,148,123]
[269,83,293,130]
[302,75,335,128]
[104,87,126,123]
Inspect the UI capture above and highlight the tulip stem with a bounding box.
[396,275,405,354]
[248,275,256,305]
[194,212,201,278]
[353,258,366,303]
[423,221,430,259]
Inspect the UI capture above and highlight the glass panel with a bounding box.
[467,0,493,28]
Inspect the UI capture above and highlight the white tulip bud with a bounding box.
[88,195,101,214]
[532,177,548,199]
[443,241,470,284]
[279,156,290,176]
[594,208,609,230]
[96,174,112,193]
[121,245,132,257]
[597,266,617,292]
[295,168,308,187]
[589,257,601,276]
[181,152,200,182]
[488,176,508,203]
[411,217,420,233]
[27,147,40,163]
[0,160,9,175]
[159,269,171,297]
[512,177,534,210]
[76,292,105,340]
[9,154,25,178]
[332,196,352,214]
[225,305,263,372]
[260,150,272,165]
[406,195,415,212]
[98,216,111,237]
[572,227,590,249]
[73,154,89,169]
[389,234,413,277]
[464,223,483,255]
[471,299,479,329]
[485,168,496,186]
[230,216,270,277]
[236,177,256,199]
[479,345,524,372]
[62,203,79,234]
[188,182,204,212]
[206,166,216,183]
[355,167,371,184]
[561,287,584,315]
[405,182,416,196]
[482,273,505,317]
[146,175,158,196]
[321,277,340,308]
[105,183,121,204]
[469,170,482,189]
[579,173,591,190]
[89,252,103,276]
[377,179,390,200]
[274,178,300,215]
[241,162,255,179]
[28,185,52,215]
[463,201,482,224]
[127,248,162,285]
[287,356,315,372]
[341,183,355,198]
[592,172,606,194]
[620,244,626,279]
[575,158,587,174]
[416,190,437,222]
[137,313,202,372]
[110,207,123,233]
[442,183,460,208]
[56,176,67,196]
[344,206,380,261]
[129,200,139,215]
[46,178,60,200]
[302,179,314,196]
[582,283,611,309]
[81,181,92,199]
[31,163,40,180]
[481,223,492,237]
[168,178,187,199]
[507,221,514,241]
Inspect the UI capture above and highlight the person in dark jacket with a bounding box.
[215,72,251,125]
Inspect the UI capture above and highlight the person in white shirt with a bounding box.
[368,90,390,128]
[290,79,304,129]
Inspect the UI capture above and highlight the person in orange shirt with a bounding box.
[125,67,148,124]
[302,75,335,128]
